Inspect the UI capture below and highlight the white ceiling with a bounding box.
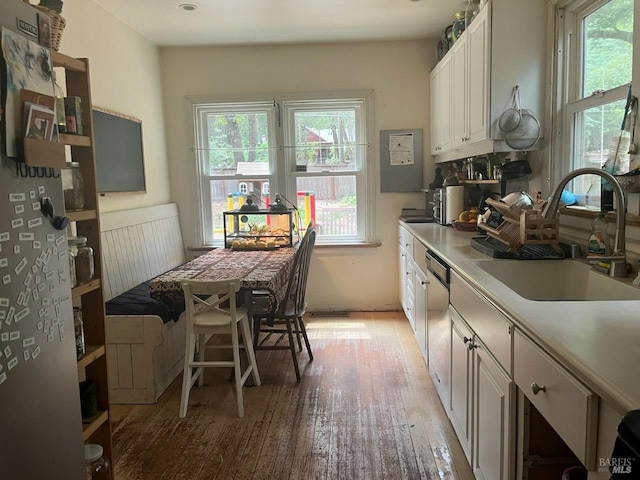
[92,0,467,47]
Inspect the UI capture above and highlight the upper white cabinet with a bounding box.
[430,0,547,162]
[430,55,452,154]
[451,34,468,148]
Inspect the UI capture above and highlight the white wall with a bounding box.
[55,0,171,213]
[160,41,433,311]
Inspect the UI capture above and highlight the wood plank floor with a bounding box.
[111,311,474,480]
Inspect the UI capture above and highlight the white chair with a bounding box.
[179,278,260,418]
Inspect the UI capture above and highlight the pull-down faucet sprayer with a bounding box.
[542,168,627,278]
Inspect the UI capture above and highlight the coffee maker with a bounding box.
[499,160,532,196]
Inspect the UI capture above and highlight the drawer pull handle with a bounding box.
[531,383,546,395]
[463,336,472,344]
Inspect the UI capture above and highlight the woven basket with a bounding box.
[33,4,66,51]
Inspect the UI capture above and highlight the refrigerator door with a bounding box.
[0,1,86,478]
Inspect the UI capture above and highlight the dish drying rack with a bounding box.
[477,199,562,252]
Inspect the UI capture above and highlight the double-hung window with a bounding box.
[192,92,373,246]
[553,0,634,203]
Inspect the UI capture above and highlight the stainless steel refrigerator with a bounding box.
[0,1,86,478]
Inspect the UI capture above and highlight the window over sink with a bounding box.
[552,0,634,203]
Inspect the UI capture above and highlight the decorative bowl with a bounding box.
[451,220,478,231]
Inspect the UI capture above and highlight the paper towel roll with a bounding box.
[445,186,465,224]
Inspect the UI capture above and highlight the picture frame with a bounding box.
[24,103,55,141]
[37,13,51,47]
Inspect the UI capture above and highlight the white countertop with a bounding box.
[401,221,640,415]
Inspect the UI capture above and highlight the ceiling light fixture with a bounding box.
[179,4,197,11]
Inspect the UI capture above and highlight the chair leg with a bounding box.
[240,316,261,387]
[197,333,205,387]
[179,332,197,418]
[293,316,303,352]
[298,315,314,361]
[285,318,300,382]
[231,321,244,418]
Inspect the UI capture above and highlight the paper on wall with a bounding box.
[389,132,414,166]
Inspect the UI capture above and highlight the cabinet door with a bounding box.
[449,306,473,462]
[399,244,408,313]
[451,35,468,148]
[473,342,515,480]
[439,55,453,152]
[414,266,428,359]
[467,4,490,144]
[430,66,441,155]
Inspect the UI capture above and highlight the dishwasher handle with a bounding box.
[425,249,450,287]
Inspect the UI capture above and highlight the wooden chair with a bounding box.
[179,278,260,418]
[253,225,316,381]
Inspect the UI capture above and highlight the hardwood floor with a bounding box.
[111,311,474,480]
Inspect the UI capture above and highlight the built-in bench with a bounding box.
[100,203,187,404]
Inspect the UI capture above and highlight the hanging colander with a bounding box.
[504,110,541,150]
[498,85,523,134]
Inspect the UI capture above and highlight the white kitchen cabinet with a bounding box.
[449,270,515,479]
[414,266,428,358]
[398,226,415,329]
[449,306,474,463]
[430,54,452,155]
[451,34,468,148]
[472,339,515,480]
[466,4,490,145]
[514,329,598,470]
[430,0,546,162]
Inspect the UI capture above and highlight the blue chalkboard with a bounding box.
[93,108,146,194]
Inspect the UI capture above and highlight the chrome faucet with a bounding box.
[542,167,627,277]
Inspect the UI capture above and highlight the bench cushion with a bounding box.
[105,280,185,323]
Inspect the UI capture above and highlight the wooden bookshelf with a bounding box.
[54,53,113,466]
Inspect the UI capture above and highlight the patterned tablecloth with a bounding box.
[149,247,297,314]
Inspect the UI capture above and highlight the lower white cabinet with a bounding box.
[449,306,515,480]
[414,266,428,359]
[472,339,515,480]
[514,329,598,470]
[398,227,414,327]
[450,307,474,462]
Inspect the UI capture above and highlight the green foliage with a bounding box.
[206,113,270,171]
[582,0,633,154]
[338,195,357,207]
[583,0,633,156]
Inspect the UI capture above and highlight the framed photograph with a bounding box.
[38,13,51,47]
[25,104,55,141]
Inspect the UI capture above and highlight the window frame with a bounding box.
[189,90,375,247]
[551,0,634,201]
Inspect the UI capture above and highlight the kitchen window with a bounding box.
[552,0,634,203]
[191,92,374,246]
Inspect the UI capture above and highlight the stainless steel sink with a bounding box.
[474,259,640,301]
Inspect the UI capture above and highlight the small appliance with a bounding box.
[432,185,465,225]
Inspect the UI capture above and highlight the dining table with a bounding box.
[149,246,298,325]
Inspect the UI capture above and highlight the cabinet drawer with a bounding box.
[450,271,512,373]
[413,241,428,275]
[399,226,414,256]
[514,330,597,468]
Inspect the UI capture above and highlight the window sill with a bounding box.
[316,242,382,249]
[560,206,640,227]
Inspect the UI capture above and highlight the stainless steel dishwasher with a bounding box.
[425,248,451,407]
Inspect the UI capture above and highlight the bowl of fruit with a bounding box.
[451,208,479,231]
